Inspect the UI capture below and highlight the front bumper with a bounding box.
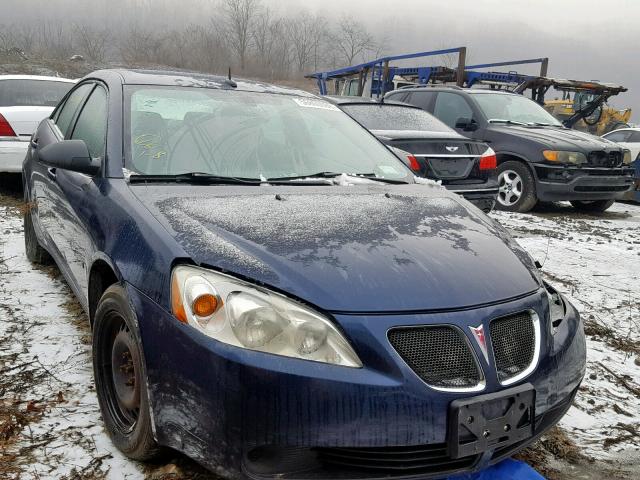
[127,284,585,479]
[533,163,634,201]
[0,140,28,173]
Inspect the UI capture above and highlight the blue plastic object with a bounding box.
[447,459,545,480]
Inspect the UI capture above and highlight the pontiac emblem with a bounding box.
[469,324,489,362]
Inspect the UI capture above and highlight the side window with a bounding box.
[605,131,632,142]
[71,86,108,159]
[405,91,436,111]
[54,83,93,138]
[386,91,409,103]
[628,131,640,142]
[433,92,473,128]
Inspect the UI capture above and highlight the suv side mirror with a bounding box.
[39,140,100,175]
[455,117,478,131]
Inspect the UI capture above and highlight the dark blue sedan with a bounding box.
[22,69,586,479]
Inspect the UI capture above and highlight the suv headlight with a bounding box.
[543,150,587,165]
[171,265,362,367]
[622,149,632,164]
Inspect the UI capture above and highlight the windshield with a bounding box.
[0,79,73,107]
[125,87,411,181]
[341,104,453,132]
[472,93,562,126]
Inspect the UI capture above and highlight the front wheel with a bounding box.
[93,285,161,461]
[570,199,615,213]
[24,205,50,264]
[496,161,538,212]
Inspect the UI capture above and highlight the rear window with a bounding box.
[0,79,73,107]
[341,104,453,133]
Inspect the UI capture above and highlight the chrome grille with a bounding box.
[490,312,537,383]
[388,326,482,389]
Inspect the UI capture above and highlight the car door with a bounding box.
[31,83,93,253]
[49,84,109,297]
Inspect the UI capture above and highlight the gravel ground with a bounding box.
[1,176,638,479]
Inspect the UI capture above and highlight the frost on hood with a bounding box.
[156,189,496,279]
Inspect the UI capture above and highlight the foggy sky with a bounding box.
[4,0,639,120]
[276,0,638,120]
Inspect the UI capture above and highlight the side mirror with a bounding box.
[455,117,478,131]
[39,140,100,175]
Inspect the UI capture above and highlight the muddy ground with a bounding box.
[1,174,638,479]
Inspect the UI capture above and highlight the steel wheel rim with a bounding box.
[98,312,141,434]
[498,169,524,207]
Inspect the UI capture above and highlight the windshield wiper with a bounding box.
[487,118,528,126]
[527,122,563,127]
[268,172,409,184]
[128,172,262,185]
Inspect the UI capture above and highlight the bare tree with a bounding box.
[222,0,260,71]
[332,17,377,66]
[73,24,110,62]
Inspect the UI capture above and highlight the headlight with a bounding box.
[622,149,632,164]
[543,150,587,165]
[171,265,362,367]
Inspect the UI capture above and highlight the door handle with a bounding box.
[47,167,57,181]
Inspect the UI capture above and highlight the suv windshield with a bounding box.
[0,79,73,107]
[341,104,453,132]
[125,87,411,181]
[472,92,562,126]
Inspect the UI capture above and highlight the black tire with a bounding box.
[570,199,615,213]
[23,205,50,264]
[93,284,161,461]
[496,161,538,213]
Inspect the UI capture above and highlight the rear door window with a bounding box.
[70,86,108,159]
[433,92,473,127]
[54,83,93,138]
[405,91,437,111]
[0,79,73,107]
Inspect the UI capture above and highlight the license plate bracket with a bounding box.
[447,383,535,459]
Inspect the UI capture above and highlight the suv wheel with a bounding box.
[570,199,615,213]
[93,285,161,461]
[496,161,537,212]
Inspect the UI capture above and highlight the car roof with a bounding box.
[603,127,640,134]
[91,69,315,97]
[324,95,421,108]
[0,75,75,83]
[388,86,518,96]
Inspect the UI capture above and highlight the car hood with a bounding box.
[489,124,619,151]
[134,184,541,312]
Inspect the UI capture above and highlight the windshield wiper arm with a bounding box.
[267,172,343,181]
[128,172,262,185]
[487,118,527,126]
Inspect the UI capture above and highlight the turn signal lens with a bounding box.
[192,293,220,317]
[543,150,558,161]
[171,273,187,323]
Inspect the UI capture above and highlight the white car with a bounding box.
[0,75,75,173]
[602,127,640,162]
